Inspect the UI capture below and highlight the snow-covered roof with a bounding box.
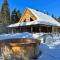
[36,33,60,60]
[8,20,53,27]
[0,32,33,40]
[28,8,60,26]
[8,8,60,27]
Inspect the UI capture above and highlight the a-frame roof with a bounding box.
[27,8,60,26]
[8,8,60,27]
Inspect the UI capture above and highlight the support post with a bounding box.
[12,28,14,33]
[31,26,33,33]
[20,27,21,32]
[39,26,41,32]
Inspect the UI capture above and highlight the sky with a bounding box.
[0,0,60,18]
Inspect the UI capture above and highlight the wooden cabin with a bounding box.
[0,38,40,60]
[8,8,60,33]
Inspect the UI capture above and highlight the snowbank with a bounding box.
[0,32,60,60]
[37,41,60,60]
[0,32,33,40]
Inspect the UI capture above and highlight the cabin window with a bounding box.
[30,17,33,21]
[32,26,39,33]
[41,26,47,33]
[24,19,26,22]
[58,28,60,33]
[21,27,27,32]
[47,27,52,33]
[26,27,31,32]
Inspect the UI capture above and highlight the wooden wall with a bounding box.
[0,38,40,60]
[19,9,37,22]
[52,26,60,33]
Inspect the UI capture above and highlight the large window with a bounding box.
[24,19,26,22]
[32,26,39,33]
[30,17,33,21]
[41,26,47,32]
[26,27,31,32]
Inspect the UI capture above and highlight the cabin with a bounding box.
[8,8,60,33]
[0,8,60,60]
[0,32,40,60]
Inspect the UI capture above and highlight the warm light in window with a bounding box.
[12,47,21,54]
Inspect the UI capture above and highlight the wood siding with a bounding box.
[19,9,37,22]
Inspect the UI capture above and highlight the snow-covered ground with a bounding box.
[37,43,60,60]
[0,32,33,40]
[0,32,60,60]
[36,33,60,60]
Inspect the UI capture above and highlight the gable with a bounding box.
[19,9,37,22]
[27,8,60,26]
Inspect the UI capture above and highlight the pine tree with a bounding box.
[52,14,54,18]
[0,12,2,23]
[17,10,21,20]
[11,8,21,24]
[57,17,60,22]
[52,14,57,20]
[0,0,10,33]
[1,0,10,25]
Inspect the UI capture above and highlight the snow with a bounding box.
[37,42,60,60]
[8,19,53,27]
[28,8,60,26]
[32,33,45,43]
[8,22,25,27]
[0,32,60,60]
[0,32,45,41]
[36,33,60,60]
[0,32,33,40]
[8,8,60,27]
[1,32,58,44]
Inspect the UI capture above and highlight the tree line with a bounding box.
[0,0,21,33]
[0,0,21,25]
